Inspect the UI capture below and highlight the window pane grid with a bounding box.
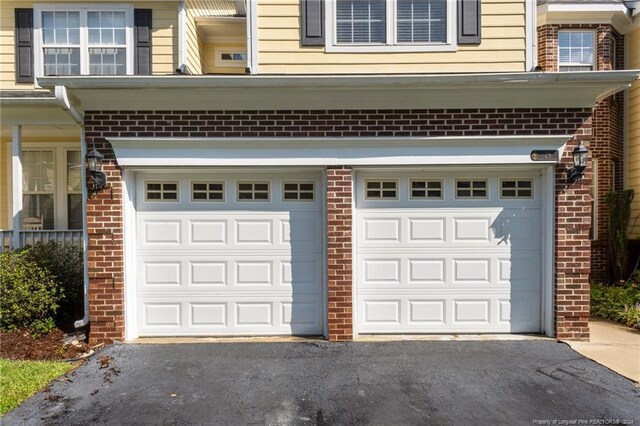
[410,179,443,199]
[192,182,224,201]
[283,182,315,201]
[455,180,488,198]
[365,180,398,199]
[500,179,533,198]
[145,182,179,201]
[237,182,270,201]
[558,31,594,71]
[397,0,446,43]
[336,0,386,44]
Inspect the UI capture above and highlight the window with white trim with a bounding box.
[145,182,179,201]
[329,0,454,52]
[500,179,533,199]
[558,31,595,72]
[410,179,443,199]
[455,179,488,199]
[214,48,248,68]
[237,182,270,201]
[35,5,133,76]
[283,182,315,201]
[192,182,224,201]
[365,180,398,200]
[20,147,82,230]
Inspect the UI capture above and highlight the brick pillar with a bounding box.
[85,133,125,344]
[326,166,354,341]
[555,130,592,341]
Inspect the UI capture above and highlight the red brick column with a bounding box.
[555,127,592,341]
[326,166,354,341]
[85,140,125,344]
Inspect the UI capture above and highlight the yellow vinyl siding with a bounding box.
[257,0,527,74]
[0,125,80,230]
[0,1,178,90]
[203,42,246,74]
[627,26,640,238]
[185,0,236,74]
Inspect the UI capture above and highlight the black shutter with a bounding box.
[458,0,481,45]
[300,0,324,46]
[134,9,152,75]
[15,9,34,83]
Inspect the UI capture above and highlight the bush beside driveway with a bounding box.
[4,341,640,425]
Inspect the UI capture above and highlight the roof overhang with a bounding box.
[0,96,79,125]
[109,135,570,167]
[36,71,640,112]
[537,2,634,33]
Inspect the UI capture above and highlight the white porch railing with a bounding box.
[0,230,84,254]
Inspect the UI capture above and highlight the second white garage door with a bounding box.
[134,170,324,336]
[355,169,543,334]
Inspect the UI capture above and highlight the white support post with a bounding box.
[11,125,23,249]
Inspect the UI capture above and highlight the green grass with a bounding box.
[0,358,74,415]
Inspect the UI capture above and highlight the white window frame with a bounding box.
[364,179,399,200]
[144,181,180,202]
[499,178,534,199]
[33,3,135,78]
[454,178,489,199]
[326,0,457,53]
[557,29,596,72]
[409,178,444,200]
[282,181,316,202]
[5,142,81,230]
[214,48,248,68]
[191,181,225,202]
[236,181,271,202]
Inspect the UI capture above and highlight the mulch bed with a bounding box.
[0,329,89,361]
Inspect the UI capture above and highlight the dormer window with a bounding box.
[34,5,134,76]
[327,0,456,52]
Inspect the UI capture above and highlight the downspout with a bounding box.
[54,85,90,331]
[176,0,188,74]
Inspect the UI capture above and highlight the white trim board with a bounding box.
[109,136,569,167]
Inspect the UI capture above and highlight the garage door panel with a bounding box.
[135,171,324,336]
[356,170,543,334]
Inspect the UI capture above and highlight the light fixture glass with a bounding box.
[572,141,588,168]
[86,147,103,172]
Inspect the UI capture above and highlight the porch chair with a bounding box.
[22,216,44,231]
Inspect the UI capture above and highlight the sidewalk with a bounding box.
[565,317,640,383]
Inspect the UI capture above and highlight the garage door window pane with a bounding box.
[365,180,398,199]
[283,182,315,201]
[238,182,270,201]
[456,180,488,198]
[146,182,178,201]
[192,182,224,201]
[500,179,533,199]
[410,179,443,199]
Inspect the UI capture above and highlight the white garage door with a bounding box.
[356,169,542,334]
[134,170,324,336]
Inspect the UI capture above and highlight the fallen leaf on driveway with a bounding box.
[170,393,177,397]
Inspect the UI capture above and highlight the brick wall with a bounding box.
[326,166,353,341]
[84,108,593,343]
[537,23,624,283]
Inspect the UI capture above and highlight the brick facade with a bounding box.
[84,108,593,343]
[537,24,624,283]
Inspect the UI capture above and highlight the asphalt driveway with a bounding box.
[4,340,640,425]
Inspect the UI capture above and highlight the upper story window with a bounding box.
[34,5,134,76]
[558,31,594,72]
[327,0,455,52]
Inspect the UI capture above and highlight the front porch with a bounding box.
[1,93,86,255]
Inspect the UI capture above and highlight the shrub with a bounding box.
[0,251,62,336]
[591,283,640,330]
[22,242,84,328]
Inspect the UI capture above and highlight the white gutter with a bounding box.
[54,85,83,123]
[74,125,90,330]
[37,70,640,89]
[247,0,258,74]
